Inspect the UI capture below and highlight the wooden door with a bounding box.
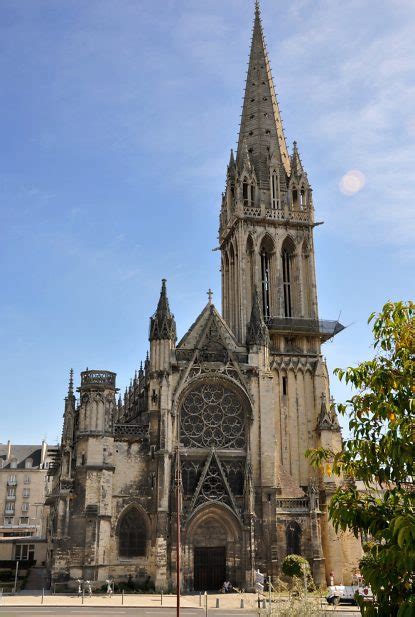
[194,546,226,591]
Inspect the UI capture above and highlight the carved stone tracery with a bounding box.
[180,382,246,449]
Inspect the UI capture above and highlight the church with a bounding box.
[47,2,362,591]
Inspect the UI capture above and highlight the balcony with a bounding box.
[276,497,309,513]
[7,479,17,486]
[6,495,16,501]
[4,508,15,515]
[80,370,116,389]
[266,317,345,342]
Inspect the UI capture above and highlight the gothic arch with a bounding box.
[281,236,298,317]
[116,504,149,558]
[187,502,241,543]
[259,234,275,320]
[286,520,302,555]
[301,239,312,317]
[246,235,255,318]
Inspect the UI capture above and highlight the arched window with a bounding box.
[246,235,255,311]
[260,236,274,320]
[242,177,254,206]
[300,186,306,207]
[271,169,280,209]
[286,521,301,555]
[118,508,147,557]
[281,238,295,318]
[292,187,298,207]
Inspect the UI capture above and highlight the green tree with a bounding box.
[282,554,311,579]
[307,301,414,617]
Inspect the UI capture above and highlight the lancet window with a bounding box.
[260,235,274,320]
[261,250,271,320]
[286,521,301,555]
[300,186,306,207]
[292,187,298,207]
[271,169,280,208]
[118,508,147,557]
[282,238,295,318]
[242,177,254,206]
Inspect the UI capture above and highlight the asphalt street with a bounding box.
[0,607,359,616]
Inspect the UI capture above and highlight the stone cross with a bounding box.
[207,289,213,304]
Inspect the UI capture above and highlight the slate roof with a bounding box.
[0,444,42,469]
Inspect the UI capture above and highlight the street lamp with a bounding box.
[176,443,182,617]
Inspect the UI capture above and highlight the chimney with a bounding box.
[6,440,11,460]
[40,440,47,467]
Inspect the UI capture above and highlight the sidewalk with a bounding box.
[0,592,359,612]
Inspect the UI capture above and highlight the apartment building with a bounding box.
[0,441,58,564]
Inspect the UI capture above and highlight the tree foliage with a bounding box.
[307,301,415,616]
[282,554,311,579]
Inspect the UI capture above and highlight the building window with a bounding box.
[7,487,16,497]
[24,475,30,484]
[292,187,298,207]
[15,544,35,561]
[282,376,288,397]
[4,517,13,526]
[282,249,292,317]
[5,502,15,514]
[23,488,30,498]
[286,521,302,555]
[271,169,280,208]
[242,177,254,206]
[20,517,29,525]
[10,459,17,469]
[118,508,147,558]
[261,250,271,319]
[300,186,306,207]
[21,502,29,512]
[25,458,33,469]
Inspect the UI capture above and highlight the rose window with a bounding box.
[180,382,245,449]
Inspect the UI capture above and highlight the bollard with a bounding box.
[205,591,208,617]
[161,590,163,606]
[262,598,266,609]
[199,591,202,606]
[240,598,244,609]
[122,590,124,605]
[41,588,44,604]
[82,590,84,605]
[257,595,261,608]
[215,598,220,608]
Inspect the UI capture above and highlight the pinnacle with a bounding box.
[67,368,74,397]
[149,279,177,342]
[246,286,270,347]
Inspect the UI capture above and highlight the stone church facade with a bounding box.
[47,3,361,591]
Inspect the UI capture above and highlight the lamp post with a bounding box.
[176,443,182,617]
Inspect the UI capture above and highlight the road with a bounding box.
[0,607,360,616]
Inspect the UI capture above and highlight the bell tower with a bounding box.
[220,1,321,346]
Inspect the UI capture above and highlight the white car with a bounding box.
[326,576,373,605]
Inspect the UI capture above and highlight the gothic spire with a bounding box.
[149,279,177,342]
[237,1,291,186]
[67,368,74,397]
[290,141,307,178]
[246,287,270,347]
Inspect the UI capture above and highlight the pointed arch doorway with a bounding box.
[186,504,243,592]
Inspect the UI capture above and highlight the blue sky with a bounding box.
[1,0,413,444]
